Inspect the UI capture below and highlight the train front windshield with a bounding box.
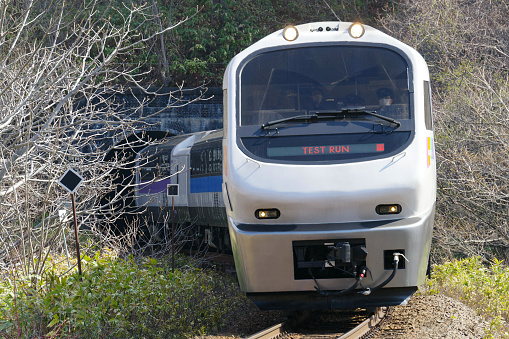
[238,45,414,163]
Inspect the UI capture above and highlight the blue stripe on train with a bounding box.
[190,175,223,193]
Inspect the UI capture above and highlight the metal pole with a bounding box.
[62,227,71,267]
[172,195,175,272]
[71,193,82,277]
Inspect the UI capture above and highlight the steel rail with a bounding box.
[244,321,288,339]
[338,306,391,339]
[244,306,392,339]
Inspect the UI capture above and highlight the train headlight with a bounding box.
[283,25,299,41]
[255,209,280,219]
[349,22,365,38]
[376,204,402,215]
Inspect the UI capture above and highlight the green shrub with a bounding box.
[0,251,245,338]
[427,257,509,337]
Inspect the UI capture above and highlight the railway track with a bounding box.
[245,306,393,339]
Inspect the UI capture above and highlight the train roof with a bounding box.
[224,21,428,89]
[194,129,223,144]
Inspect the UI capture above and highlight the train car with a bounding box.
[222,22,436,310]
[187,129,229,250]
[135,130,229,250]
[135,133,192,233]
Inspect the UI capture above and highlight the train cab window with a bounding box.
[237,45,414,163]
[223,89,228,137]
[138,135,191,183]
[139,152,172,182]
[424,80,433,130]
[240,45,411,126]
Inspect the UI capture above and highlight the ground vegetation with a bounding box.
[1,0,509,337]
[380,0,509,263]
[0,250,245,338]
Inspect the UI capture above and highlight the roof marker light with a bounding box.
[283,25,299,41]
[349,22,365,38]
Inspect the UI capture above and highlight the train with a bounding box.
[134,21,436,310]
[135,129,229,251]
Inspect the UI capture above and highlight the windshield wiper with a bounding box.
[261,115,315,129]
[315,109,401,128]
[261,109,401,130]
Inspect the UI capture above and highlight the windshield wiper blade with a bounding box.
[261,109,401,130]
[315,109,401,128]
[261,114,315,129]
[261,112,368,129]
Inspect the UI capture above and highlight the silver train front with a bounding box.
[222,22,436,309]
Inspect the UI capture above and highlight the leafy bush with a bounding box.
[165,0,278,87]
[427,257,509,337]
[0,251,245,338]
[159,0,391,86]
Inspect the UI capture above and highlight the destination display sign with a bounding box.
[267,143,385,157]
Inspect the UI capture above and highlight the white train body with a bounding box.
[135,130,228,247]
[222,22,436,309]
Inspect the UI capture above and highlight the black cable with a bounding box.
[360,253,403,296]
[310,266,366,296]
[371,260,398,291]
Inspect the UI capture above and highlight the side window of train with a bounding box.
[160,153,171,177]
[424,80,433,130]
[191,140,223,176]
